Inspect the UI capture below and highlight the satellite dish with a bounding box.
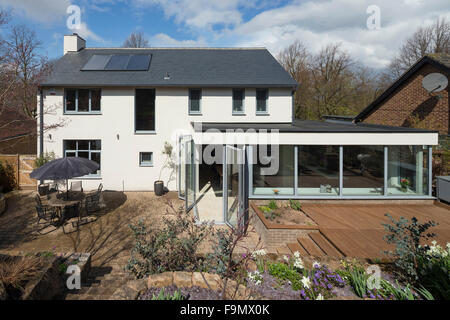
[422,73,448,93]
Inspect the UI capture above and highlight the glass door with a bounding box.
[226,145,247,229]
[185,138,196,212]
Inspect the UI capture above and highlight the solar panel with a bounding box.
[104,55,131,70]
[81,54,152,71]
[81,55,112,70]
[126,54,152,70]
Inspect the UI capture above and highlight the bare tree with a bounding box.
[277,41,314,119]
[389,17,450,79]
[122,31,150,48]
[5,25,51,118]
[309,43,355,117]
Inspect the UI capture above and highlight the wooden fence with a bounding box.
[0,154,37,190]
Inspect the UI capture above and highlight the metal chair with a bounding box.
[70,181,83,192]
[97,183,103,192]
[61,202,82,234]
[85,190,101,214]
[35,202,58,226]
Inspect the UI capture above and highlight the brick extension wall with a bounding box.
[363,63,449,135]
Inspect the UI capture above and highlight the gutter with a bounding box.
[39,89,44,158]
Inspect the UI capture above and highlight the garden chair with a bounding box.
[61,202,82,234]
[84,190,102,214]
[70,181,83,192]
[35,205,58,225]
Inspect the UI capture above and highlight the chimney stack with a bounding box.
[63,33,86,55]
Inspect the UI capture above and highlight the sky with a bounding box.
[0,0,449,69]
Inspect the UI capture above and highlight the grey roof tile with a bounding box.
[42,48,298,87]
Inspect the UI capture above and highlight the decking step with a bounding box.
[287,242,308,256]
[309,233,344,258]
[297,236,325,257]
[276,246,291,255]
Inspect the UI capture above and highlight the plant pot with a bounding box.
[401,186,408,193]
[154,180,164,196]
[38,184,49,196]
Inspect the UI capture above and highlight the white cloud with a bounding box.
[0,0,71,22]
[74,22,103,42]
[150,33,206,46]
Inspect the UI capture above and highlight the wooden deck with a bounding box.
[299,202,450,259]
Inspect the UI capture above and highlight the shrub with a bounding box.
[268,200,277,210]
[0,160,17,193]
[125,201,213,278]
[299,263,346,300]
[416,241,450,299]
[268,262,303,290]
[151,288,186,300]
[34,151,55,168]
[382,213,437,282]
[289,199,302,211]
[0,256,42,298]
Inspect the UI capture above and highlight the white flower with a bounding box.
[313,261,321,268]
[301,276,311,289]
[283,255,290,262]
[294,258,304,270]
[251,249,267,258]
[248,271,262,285]
[293,251,301,258]
[316,294,324,300]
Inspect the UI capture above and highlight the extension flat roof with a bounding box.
[195,119,439,133]
[41,48,298,88]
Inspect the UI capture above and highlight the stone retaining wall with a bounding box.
[0,193,6,216]
[110,272,249,300]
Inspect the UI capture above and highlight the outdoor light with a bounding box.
[116,134,119,140]
[48,134,52,140]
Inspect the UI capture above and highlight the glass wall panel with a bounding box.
[298,146,339,195]
[343,145,384,196]
[252,145,294,196]
[387,146,428,196]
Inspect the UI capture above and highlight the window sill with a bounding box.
[76,175,102,180]
[256,112,270,116]
[135,131,157,135]
[139,164,154,167]
[189,113,202,116]
[232,112,246,116]
[64,112,102,115]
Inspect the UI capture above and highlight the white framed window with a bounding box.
[232,88,245,114]
[139,152,153,166]
[63,140,101,177]
[64,89,101,113]
[256,88,268,114]
[189,88,202,114]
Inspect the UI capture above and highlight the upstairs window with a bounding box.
[232,89,245,114]
[189,89,202,114]
[135,89,155,132]
[256,88,268,114]
[64,89,101,113]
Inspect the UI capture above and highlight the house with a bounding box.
[0,107,37,155]
[354,53,450,137]
[38,33,438,225]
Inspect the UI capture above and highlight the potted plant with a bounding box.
[155,142,176,196]
[400,178,410,192]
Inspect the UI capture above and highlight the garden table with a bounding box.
[47,191,85,225]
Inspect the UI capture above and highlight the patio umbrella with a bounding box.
[30,157,99,198]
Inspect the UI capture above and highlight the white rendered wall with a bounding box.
[39,87,293,191]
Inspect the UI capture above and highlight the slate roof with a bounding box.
[42,48,298,88]
[196,119,438,133]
